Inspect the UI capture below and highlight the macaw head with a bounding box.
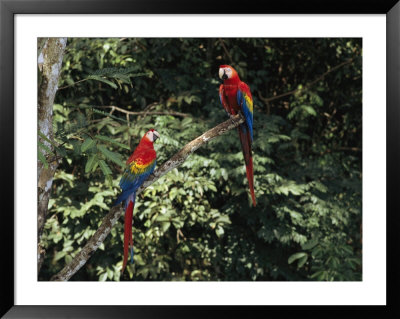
[143,129,160,143]
[219,65,239,81]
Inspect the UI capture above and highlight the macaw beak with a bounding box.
[153,130,160,142]
[222,71,228,80]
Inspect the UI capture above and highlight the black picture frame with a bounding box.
[1,0,399,318]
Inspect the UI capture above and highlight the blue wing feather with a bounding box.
[114,160,156,206]
[237,87,253,142]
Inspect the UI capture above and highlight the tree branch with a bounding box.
[258,58,355,104]
[96,105,189,118]
[50,113,245,281]
[218,38,234,65]
[57,78,89,90]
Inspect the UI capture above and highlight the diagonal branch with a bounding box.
[50,113,245,281]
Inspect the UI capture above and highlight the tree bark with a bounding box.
[50,113,245,281]
[37,38,67,274]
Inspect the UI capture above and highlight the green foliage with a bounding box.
[39,38,362,281]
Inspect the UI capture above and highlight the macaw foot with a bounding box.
[229,114,237,125]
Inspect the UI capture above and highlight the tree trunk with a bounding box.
[37,38,67,274]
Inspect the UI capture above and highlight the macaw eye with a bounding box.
[226,68,231,73]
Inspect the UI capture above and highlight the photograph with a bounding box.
[37,37,362,282]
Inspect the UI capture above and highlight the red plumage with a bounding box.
[219,65,256,206]
[122,200,134,274]
[126,132,157,165]
[115,129,159,274]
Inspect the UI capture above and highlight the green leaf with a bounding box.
[38,131,58,147]
[302,238,319,250]
[81,137,96,152]
[161,222,171,232]
[288,252,307,264]
[38,148,48,168]
[98,144,125,168]
[99,272,108,281]
[38,140,54,156]
[98,160,112,176]
[156,216,171,222]
[310,270,327,281]
[105,174,113,185]
[111,73,132,84]
[85,155,98,173]
[106,267,113,279]
[297,255,308,268]
[215,225,224,238]
[55,146,67,157]
[302,105,317,116]
[216,215,231,224]
[54,251,67,262]
[70,140,82,155]
[92,160,99,172]
[95,135,130,150]
[87,75,118,89]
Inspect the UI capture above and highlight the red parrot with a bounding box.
[114,129,160,273]
[218,65,256,206]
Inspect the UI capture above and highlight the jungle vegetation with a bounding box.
[38,38,362,281]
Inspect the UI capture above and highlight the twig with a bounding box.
[95,105,189,118]
[58,71,150,91]
[126,113,131,150]
[50,113,245,281]
[338,146,361,152]
[57,78,90,90]
[259,58,355,104]
[141,102,158,119]
[320,146,361,156]
[218,39,234,65]
[177,229,185,244]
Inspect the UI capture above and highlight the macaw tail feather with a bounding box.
[121,199,135,274]
[245,156,256,207]
[238,125,256,207]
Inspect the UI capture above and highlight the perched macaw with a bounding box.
[114,129,160,273]
[218,65,256,206]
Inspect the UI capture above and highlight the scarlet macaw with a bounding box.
[114,129,160,273]
[218,65,256,206]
